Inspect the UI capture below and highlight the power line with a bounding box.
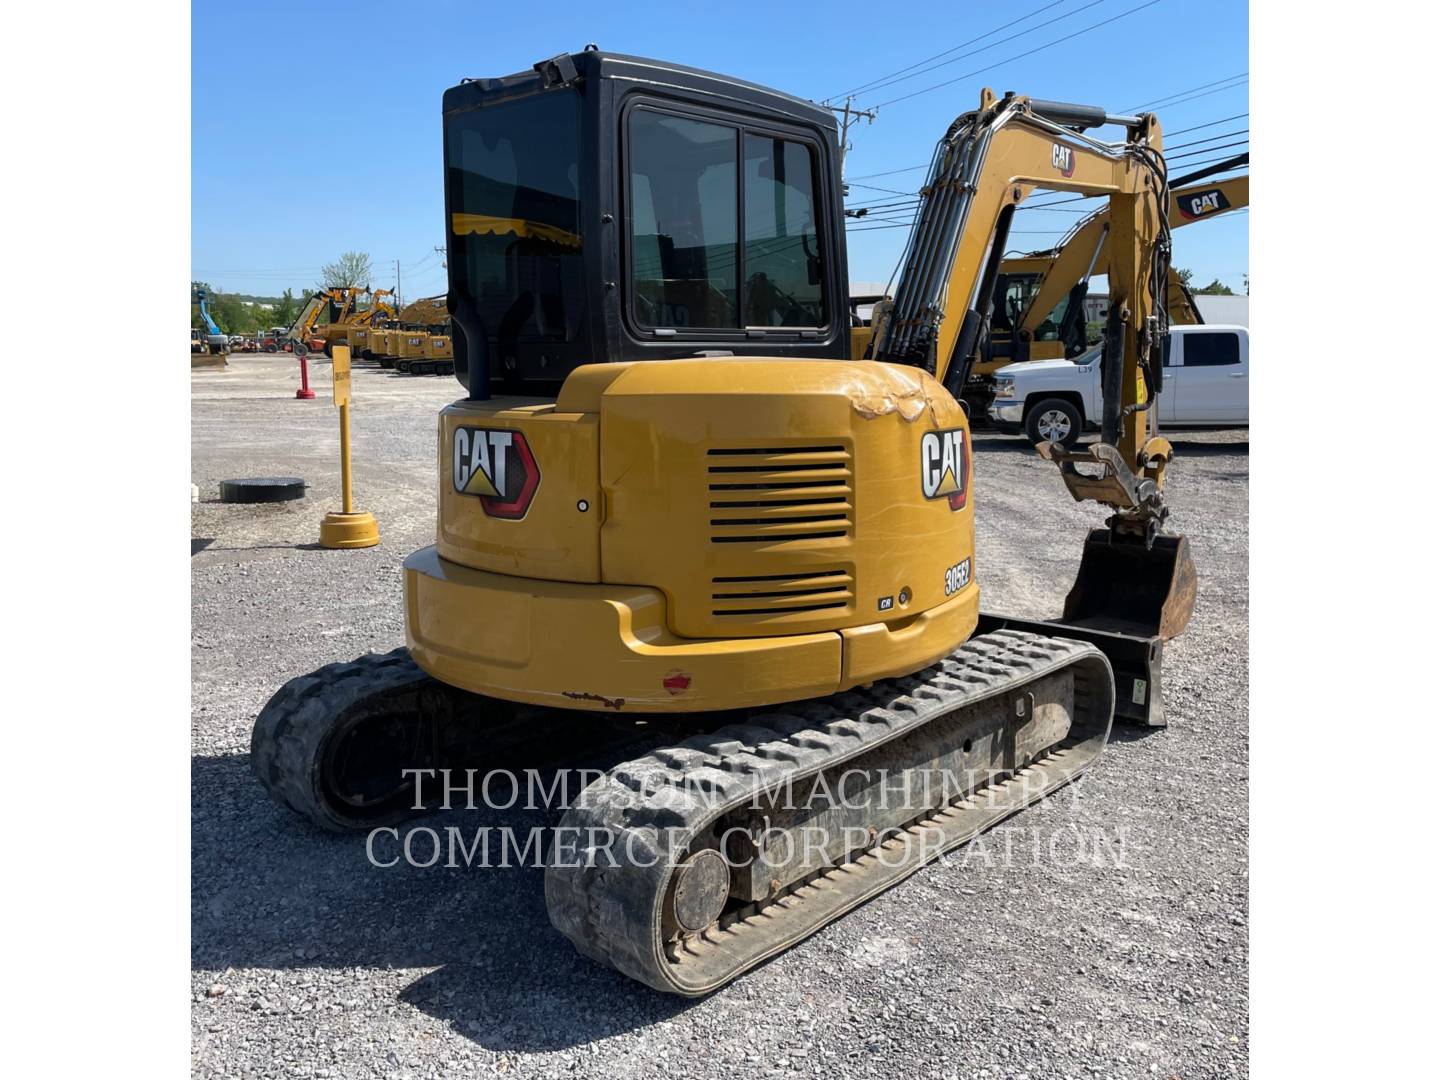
[845,110,1248,190]
[846,196,924,214]
[847,222,1067,235]
[1169,151,1250,171]
[831,0,1105,103]
[1166,127,1248,152]
[847,164,929,182]
[1168,111,1248,136]
[869,0,1165,109]
[197,265,323,275]
[846,180,918,196]
[1166,138,1249,162]
[825,0,1070,101]
[1137,79,1248,113]
[1124,72,1246,112]
[849,146,1248,218]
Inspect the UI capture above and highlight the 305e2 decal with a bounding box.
[944,558,972,596]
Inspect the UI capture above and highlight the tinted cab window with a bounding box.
[629,107,826,334]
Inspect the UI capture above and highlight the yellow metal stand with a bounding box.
[319,347,380,549]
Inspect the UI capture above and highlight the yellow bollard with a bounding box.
[319,346,381,549]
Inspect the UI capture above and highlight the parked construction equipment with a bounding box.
[392,331,427,372]
[998,171,1247,360]
[192,288,230,354]
[953,162,1248,413]
[253,51,1195,996]
[369,327,398,367]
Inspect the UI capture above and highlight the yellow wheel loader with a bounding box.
[252,51,1195,996]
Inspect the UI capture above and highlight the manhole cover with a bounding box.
[219,477,306,503]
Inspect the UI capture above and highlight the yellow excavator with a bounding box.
[312,286,389,355]
[275,289,339,355]
[342,288,399,359]
[252,50,1195,996]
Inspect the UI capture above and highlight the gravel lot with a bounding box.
[192,354,1248,1079]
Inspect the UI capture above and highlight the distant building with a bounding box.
[1194,294,1248,326]
[849,281,892,325]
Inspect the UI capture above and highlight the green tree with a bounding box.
[1195,278,1235,296]
[1175,267,1194,287]
[320,251,373,289]
[271,288,300,329]
[190,280,276,335]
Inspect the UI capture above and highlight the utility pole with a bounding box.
[434,244,447,270]
[395,258,402,310]
[829,97,877,187]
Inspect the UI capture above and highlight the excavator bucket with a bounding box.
[977,531,1194,729]
[1063,528,1196,642]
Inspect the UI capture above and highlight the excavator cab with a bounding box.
[442,50,851,398]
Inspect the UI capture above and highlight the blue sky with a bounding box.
[192,0,1248,300]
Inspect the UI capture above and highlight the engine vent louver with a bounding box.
[710,570,854,617]
[704,444,856,623]
[706,445,854,545]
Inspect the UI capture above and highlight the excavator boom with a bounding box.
[874,89,1194,635]
[877,93,1169,498]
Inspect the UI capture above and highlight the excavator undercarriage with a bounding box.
[251,50,1197,996]
[256,632,1115,996]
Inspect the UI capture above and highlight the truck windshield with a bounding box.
[445,91,584,344]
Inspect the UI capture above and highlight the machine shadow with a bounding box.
[193,682,1170,1049]
[1108,723,1169,745]
[191,748,696,1050]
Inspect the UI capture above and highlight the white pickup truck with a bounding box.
[987,324,1249,448]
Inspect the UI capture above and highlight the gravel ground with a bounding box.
[192,354,1248,1079]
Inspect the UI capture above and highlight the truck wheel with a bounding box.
[1024,398,1082,449]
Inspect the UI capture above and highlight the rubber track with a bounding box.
[544,630,1114,995]
[250,648,437,832]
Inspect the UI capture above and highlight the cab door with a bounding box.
[1170,329,1247,422]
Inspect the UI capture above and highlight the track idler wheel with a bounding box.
[251,649,451,831]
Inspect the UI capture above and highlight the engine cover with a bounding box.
[413,358,980,710]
